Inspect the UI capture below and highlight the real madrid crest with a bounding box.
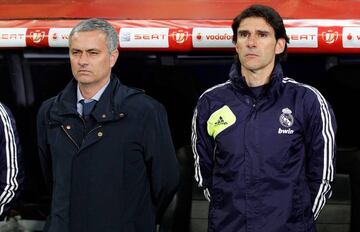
[279,108,294,128]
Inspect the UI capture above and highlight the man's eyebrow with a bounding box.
[237,29,270,34]
[86,48,100,52]
[70,48,100,52]
[70,48,81,51]
[256,30,270,34]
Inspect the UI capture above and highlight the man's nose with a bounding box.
[247,35,257,47]
[78,53,88,65]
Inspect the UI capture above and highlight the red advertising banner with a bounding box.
[0,19,360,53]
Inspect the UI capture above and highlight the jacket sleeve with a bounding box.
[143,102,179,220]
[191,97,215,201]
[304,90,337,220]
[0,103,23,219]
[36,101,53,194]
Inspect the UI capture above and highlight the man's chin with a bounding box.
[75,74,93,81]
[243,63,261,71]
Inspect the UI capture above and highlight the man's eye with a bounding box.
[258,33,268,38]
[89,51,99,55]
[238,32,248,38]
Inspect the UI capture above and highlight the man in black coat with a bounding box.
[37,18,179,232]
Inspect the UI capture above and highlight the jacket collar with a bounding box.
[49,75,143,122]
[229,61,284,98]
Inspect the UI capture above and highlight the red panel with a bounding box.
[1,0,360,20]
[168,28,193,52]
[26,28,49,47]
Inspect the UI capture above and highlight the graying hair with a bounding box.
[69,18,119,53]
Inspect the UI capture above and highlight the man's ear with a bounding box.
[275,38,286,55]
[110,49,119,68]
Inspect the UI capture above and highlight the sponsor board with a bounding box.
[286,27,318,48]
[0,28,27,47]
[343,27,360,48]
[168,28,192,50]
[48,28,72,47]
[192,28,233,48]
[318,27,342,50]
[26,28,49,47]
[120,28,169,48]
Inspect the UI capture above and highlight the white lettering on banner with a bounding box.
[0,28,26,47]
[343,27,360,48]
[48,28,72,47]
[120,28,169,48]
[192,28,234,48]
[286,27,318,48]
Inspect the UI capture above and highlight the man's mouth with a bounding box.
[245,53,258,57]
[78,70,91,73]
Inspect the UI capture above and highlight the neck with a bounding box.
[79,78,110,100]
[242,64,274,87]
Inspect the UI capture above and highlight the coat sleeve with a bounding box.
[0,103,23,219]
[304,90,337,220]
[36,101,53,194]
[142,101,179,221]
[191,97,215,201]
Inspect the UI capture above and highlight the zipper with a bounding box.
[212,144,217,161]
[61,125,80,150]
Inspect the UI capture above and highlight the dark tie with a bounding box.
[80,100,97,118]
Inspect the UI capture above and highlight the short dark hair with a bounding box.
[231,4,289,62]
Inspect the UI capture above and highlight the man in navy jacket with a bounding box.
[192,5,337,232]
[37,18,178,232]
[0,103,23,220]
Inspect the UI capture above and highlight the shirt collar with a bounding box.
[77,79,110,103]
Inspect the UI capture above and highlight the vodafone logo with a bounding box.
[52,33,58,40]
[194,31,231,41]
[343,27,360,48]
[192,28,234,48]
[51,32,69,41]
[48,28,71,47]
[205,33,232,41]
[345,33,360,41]
[347,33,352,40]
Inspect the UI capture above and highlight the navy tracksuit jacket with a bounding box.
[192,62,336,232]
